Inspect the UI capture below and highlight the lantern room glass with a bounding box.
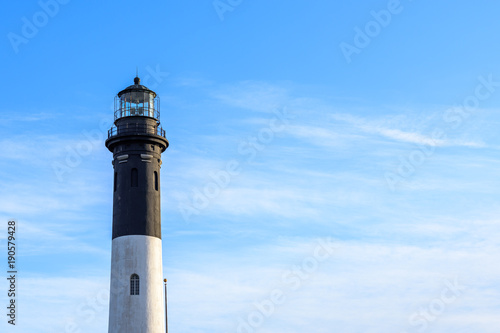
[121,91,154,117]
[115,91,159,120]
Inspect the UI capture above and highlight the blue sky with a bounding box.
[1,0,500,332]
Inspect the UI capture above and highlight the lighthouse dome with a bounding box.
[117,76,157,98]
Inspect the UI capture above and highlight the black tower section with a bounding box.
[105,77,169,240]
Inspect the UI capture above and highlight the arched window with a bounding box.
[154,171,158,191]
[131,168,138,187]
[130,274,139,295]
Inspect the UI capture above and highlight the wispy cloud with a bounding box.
[211,81,291,113]
[285,124,364,148]
[331,113,486,148]
[164,237,499,332]
[0,112,60,123]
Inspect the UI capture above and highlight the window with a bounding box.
[131,168,138,187]
[154,171,158,191]
[114,172,117,192]
[130,274,139,295]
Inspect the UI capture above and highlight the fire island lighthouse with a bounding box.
[105,77,168,333]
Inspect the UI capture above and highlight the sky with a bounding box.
[1,0,500,332]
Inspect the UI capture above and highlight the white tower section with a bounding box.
[108,236,165,333]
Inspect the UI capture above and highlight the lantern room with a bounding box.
[114,77,160,120]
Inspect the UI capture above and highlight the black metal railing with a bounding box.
[108,124,166,139]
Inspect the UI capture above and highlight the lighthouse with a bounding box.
[105,77,168,333]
